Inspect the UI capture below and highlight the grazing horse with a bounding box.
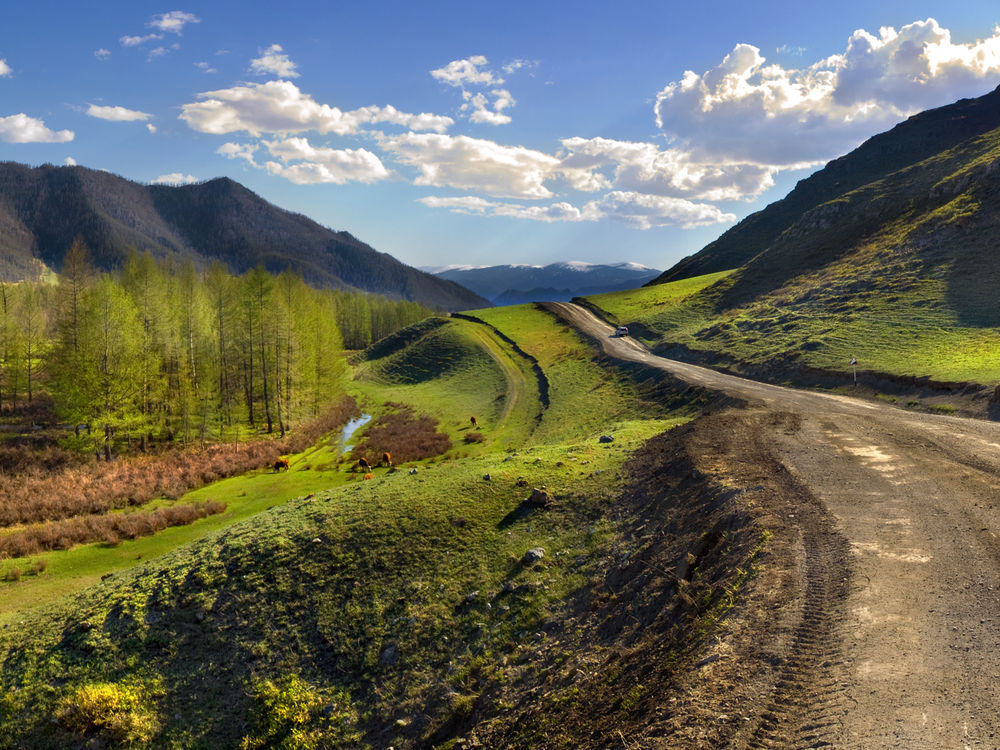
[273,458,290,472]
[357,457,371,473]
[470,416,478,429]
[380,451,392,468]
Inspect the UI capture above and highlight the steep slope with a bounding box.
[653,84,1000,284]
[0,162,488,310]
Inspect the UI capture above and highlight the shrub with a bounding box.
[240,675,360,750]
[56,682,159,745]
[463,431,485,444]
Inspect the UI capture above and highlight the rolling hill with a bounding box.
[0,162,488,310]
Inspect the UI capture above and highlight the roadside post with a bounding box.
[851,356,857,385]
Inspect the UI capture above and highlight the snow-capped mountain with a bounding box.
[426,261,661,305]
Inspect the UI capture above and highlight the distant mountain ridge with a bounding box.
[653,84,1000,286]
[430,261,660,305]
[0,162,488,310]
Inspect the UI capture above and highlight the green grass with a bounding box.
[0,417,685,749]
[471,304,667,444]
[0,439,358,621]
[352,317,540,451]
[585,265,1000,386]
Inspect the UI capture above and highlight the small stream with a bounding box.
[337,414,371,455]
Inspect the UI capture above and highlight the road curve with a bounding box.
[547,301,1000,749]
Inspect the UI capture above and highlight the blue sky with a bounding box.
[3,2,1000,272]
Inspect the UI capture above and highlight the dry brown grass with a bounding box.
[0,500,228,558]
[350,403,451,465]
[0,397,359,529]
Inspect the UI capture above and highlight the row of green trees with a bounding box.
[0,242,432,457]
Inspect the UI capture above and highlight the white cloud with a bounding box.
[560,136,776,201]
[94,48,111,60]
[148,11,200,34]
[465,89,515,125]
[379,132,558,199]
[86,104,153,122]
[418,191,734,228]
[147,123,157,133]
[195,61,217,73]
[218,141,259,165]
[64,157,77,166]
[0,59,11,77]
[583,191,736,229]
[431,56,501,87]
[0,114,74,143]
[180,80,452,136]
[262,137,390,184]
[654,18,1000,167]
[152,173,199,185]
[250,44,298,78]
[121,33,163,47]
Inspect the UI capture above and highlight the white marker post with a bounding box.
[850,356,857,385]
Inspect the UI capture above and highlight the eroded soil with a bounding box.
[542,301,1000,749]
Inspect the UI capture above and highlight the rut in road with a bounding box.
[727,415,853,750]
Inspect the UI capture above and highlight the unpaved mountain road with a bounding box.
[546,301,1000,749]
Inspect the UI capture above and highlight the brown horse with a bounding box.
[470,416,478,428]
[273,458,290,472]
[357,457,371,473]
[380,451,392,468]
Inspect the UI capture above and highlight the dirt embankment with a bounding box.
[466,410,851,749]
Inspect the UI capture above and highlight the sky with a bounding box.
[3,2,1000,273]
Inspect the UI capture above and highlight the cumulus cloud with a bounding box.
[560,136,776,201]
[418,191,734,228]
[152,173,199,185]
[379,132,559,199]
[147,123,157,133]
[262,137,390,184]
[654,18,1000,167]
[148,11,200,34]
[180,80,452,136]
[0,114,74,143]
[465,89,515,125]
[431,56,501,87]
[195,61,217,73]
[250,44,298,78]
[65,157,77,166]
[434,56,523,125]
[86,104,153,122]
[0,59,11,77]
[218,141,259,165]
[94,48,111,60]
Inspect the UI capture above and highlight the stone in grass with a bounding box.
[523,547,545,564]
[599,435,615,443]
[526,487,551,507]
[380,643,399,667]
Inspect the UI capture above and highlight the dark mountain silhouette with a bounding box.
[653,84,1000,287]
[0,162,488,310]
[431,261,660,305]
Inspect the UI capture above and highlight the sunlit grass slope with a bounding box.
[587,122,1000,391]
[0,415,682,748]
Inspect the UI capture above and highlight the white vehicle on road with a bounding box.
[614,326,629,337]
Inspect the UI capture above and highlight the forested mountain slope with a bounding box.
[0,162,488,310]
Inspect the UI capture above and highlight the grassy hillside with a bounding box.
[0,304,767,749]
[588,127,1000,396]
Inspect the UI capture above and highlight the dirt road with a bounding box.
[547,301,1000,749]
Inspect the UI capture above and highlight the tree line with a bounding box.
[0,241,432,457]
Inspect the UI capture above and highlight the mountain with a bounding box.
[430,261,660,305]
[652,84,1000,287]
[0,162,488,310]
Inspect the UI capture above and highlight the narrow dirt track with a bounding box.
[547,302,1000,749]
